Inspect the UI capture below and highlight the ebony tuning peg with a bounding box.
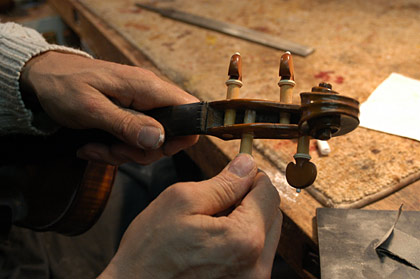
[286,156,317,190]
[285,136,317,190]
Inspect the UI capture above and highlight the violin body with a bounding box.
[0,129,116,236]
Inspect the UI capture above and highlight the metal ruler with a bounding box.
[136,3,314,57]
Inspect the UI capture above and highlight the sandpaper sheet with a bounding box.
[374,205,420,270]
[317,208,420,279]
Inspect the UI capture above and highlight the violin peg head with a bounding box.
[279,51,294,81]
[228,52,242,81]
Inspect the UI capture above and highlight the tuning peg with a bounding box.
[286,157,317,190]
[286,136,317,189]
[228,52,242,81]
[279,51,294,81]
[278,51,296,123]
[224,52,243,126]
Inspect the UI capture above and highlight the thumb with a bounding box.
[191,154,257,215]
[96,100,165,149]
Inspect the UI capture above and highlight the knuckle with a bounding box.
[242,229,265,259]
[136,67,158,83]
[267,183,281,206]
[162,183,194,204]
[257,173,281,206]
[111,112,135,140]
[149,79,165,96]
[211,175,237,204]
[79,97,97,114]
[144,72,166,92]
[226,226,264,264]
[72,94,101,122]
[141,68,157,79]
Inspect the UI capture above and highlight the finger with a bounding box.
[77,143,165,165]
[188,154,257,215]
[110,144,164,165]
[254,210,282,276]
[229,172,280,234]
[98,65,199,110]
[91,98,166,150]
[77,143,127,165]
[163,135,199,156]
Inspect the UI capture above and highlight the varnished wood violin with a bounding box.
[0,52,359,236]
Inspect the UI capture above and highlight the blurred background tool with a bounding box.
[135,2,314,57]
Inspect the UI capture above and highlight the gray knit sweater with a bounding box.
[0,22,91,135]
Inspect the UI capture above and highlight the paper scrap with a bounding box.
[375,205,420,270]
[374,204,403,251]
[360,73,420,142]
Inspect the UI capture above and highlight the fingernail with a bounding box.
[228,154,255,177]
[137,126,164,149]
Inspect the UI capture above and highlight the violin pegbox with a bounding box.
[222,52,359,191]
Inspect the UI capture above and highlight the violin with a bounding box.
[0,52,359,236]
[0,129,116,236]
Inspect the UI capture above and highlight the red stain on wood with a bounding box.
[253,26,270,32]
[309,142,317,152]
[273,139,296,150]
[314,71,334,81]
[314,71,345,84]
[124,22,150,31]
[335,76,344,84]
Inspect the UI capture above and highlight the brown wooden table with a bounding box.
[48,1,420,278]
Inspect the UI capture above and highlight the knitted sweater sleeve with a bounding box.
[0,22,92,135]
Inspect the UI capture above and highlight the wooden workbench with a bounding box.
[48,0,420,278]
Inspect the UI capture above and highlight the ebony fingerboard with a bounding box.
[146,102,208,137]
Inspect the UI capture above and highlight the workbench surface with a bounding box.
[49,0,420,277]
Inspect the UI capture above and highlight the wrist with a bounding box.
[19,51,61,133]
[98,258,130,279]
[19,51,46,112]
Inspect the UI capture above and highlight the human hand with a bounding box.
[100,154,282,279]
[20,51,199,165]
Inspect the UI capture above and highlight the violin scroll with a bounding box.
[299,83,360,140]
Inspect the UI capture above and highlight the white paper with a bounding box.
[359,73,420,142]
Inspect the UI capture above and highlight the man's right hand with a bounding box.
[100,154,282,279]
